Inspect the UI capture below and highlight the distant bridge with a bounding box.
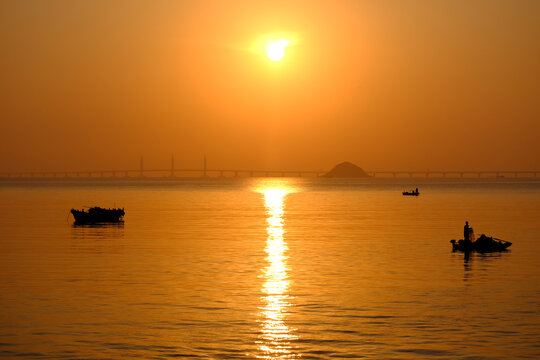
[0,169,538,179]
[0,156,322,179]
[0,168,324,178]
[367,170,539,178]
[0,156,538,179]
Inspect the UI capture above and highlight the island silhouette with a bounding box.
[322,161,370,178]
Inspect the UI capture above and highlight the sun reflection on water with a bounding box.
[256,187,299,359]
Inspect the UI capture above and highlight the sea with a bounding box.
[0,177,539,359]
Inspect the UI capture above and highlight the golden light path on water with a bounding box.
[256,183,299,359]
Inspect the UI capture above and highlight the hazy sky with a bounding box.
[1,0,539,172]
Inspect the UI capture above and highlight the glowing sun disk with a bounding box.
[266,40,289,61]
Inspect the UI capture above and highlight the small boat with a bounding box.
[450,235,512,253]
[71,207,125,224]
[403,188,419,196]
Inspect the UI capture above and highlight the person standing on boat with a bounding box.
[464,221,470,244]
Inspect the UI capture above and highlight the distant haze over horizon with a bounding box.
[1,1,539,173]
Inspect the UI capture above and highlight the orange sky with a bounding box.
[1,0,539,172]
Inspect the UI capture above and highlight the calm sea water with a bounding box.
[0,178,539,359]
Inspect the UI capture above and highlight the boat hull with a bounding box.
[450,236,512,253]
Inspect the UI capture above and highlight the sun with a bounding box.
[266,40,290,61]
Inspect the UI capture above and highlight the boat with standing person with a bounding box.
[403,188,419,196]
[70,206,125,224]
[450,221,512,252]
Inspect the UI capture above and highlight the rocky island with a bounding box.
[322,161,370,178]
